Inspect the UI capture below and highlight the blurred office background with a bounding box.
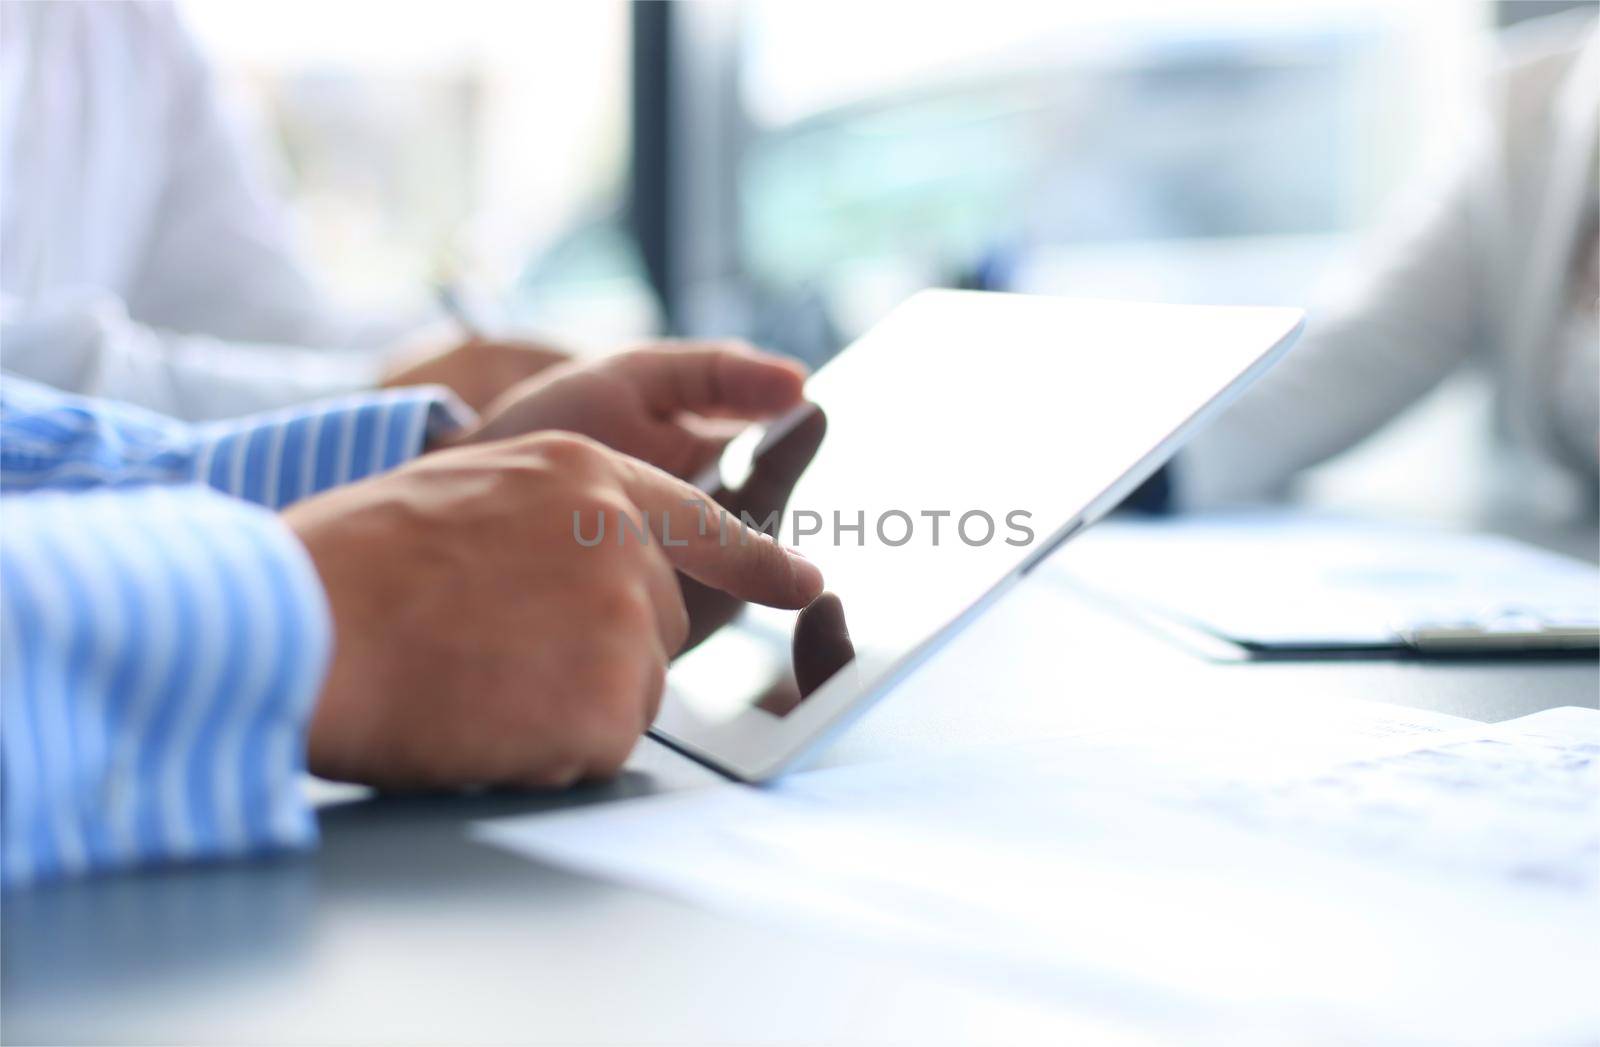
[183,0,1587,520]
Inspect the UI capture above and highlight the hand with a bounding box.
[382,335,573,412]
[283,433,823,789]
[450,341,808,479]
[678,404,828,651]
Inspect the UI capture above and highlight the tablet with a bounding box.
[652,291,1304,780]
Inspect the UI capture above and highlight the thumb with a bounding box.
[612,343,808,419]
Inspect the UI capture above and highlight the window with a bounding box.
[182,0,650,345]
[667,1,1487,363]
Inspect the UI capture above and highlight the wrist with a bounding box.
[419,387,480,454]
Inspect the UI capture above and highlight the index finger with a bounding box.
[614,455,823,609]
[612,343,808,419]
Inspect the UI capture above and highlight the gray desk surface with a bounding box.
[5,530,1597,1046]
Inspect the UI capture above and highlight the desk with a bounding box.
[5,539,1596,1045]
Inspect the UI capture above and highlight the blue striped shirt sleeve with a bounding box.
[0,377,474,888]
[0,374,472,505]
[1,486,331,888]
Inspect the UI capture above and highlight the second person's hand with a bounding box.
[382,334,574,412]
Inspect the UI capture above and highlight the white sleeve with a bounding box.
[1,289,385,422]
[1177,155,1491,508]
[125,6,424,354]
[0,5,430,421]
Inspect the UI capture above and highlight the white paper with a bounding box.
[1049,511,1600,648]
[476,700,1600,1043]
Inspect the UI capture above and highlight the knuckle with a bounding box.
[557,485,639,550]
[663,598,690,653]
[644,652,667,693]
[624,344,673,365]
[579,682,647,770]
[641,657,668,717]
[586,669,654,777]
[743,530,788,579]
[598,487,642,518]
[522,758,585,791]
[568,488,634,528]
[569,634,645,704]
[584,580,657,637]
[586,734,637,781]
[532,431,609,472]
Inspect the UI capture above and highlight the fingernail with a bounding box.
[787,548,824,596]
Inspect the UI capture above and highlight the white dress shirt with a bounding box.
[0,1,422,420]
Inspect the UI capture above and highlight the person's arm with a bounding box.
[126,7,587,415]
[0,292,397,423]
[0,5,564,421]
[0,485,331,888]
[1176,153,1491,508]
[124,6,417,362]
[0,346,818,886]
[0,4,417,421]
[0,377,467,888]
[0,374,469,505]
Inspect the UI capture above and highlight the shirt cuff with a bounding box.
[1,486,332,888]
[190,385,474,509]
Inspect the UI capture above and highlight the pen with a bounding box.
[434,280,486,341]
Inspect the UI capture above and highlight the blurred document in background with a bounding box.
[1053,511,1600,655]
[478,700,1599,1044]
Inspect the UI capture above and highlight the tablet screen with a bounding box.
[656,293,1303,774]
